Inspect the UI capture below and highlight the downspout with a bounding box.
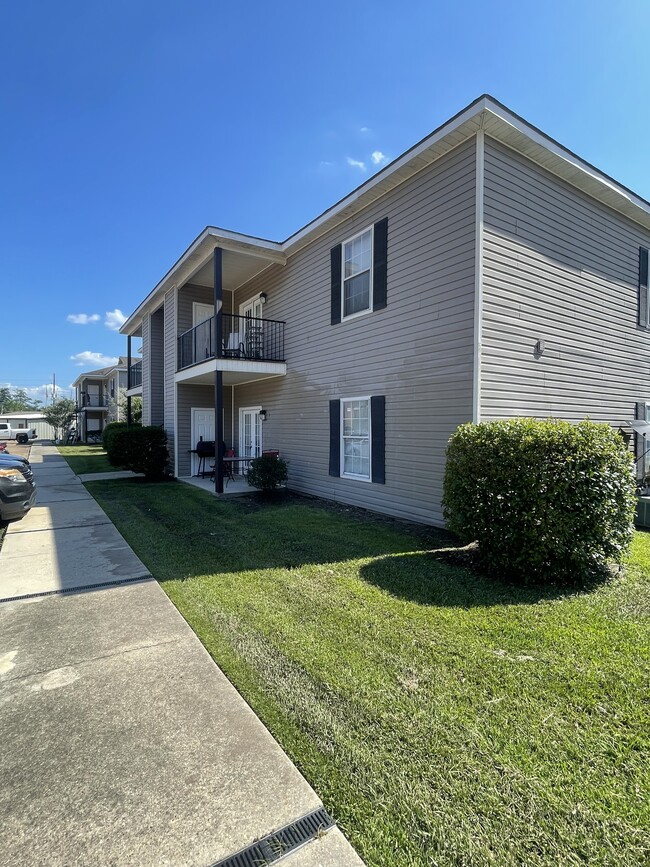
[472,126,485,423]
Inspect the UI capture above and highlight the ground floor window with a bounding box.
[341,397,371,480]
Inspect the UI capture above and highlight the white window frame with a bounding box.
[340,396,372,482]
[341,226,373,322]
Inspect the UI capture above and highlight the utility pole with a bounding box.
[52,373,56,402]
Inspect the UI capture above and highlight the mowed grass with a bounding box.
[87,479,650,867]
[57,444,116,474]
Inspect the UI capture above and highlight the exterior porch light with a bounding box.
[259,409,268,421]
[259,292,268,304]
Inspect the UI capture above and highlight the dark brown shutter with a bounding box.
[370,395,385,484]
[373,218,388,311]
[331,245,342,325]
[639,247,648,327]
[329,399,340,476]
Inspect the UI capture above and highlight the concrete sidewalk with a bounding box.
[0,444,364,867]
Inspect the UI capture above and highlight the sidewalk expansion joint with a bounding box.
[0,574,152,604]
[211,807,334,867]
[2,635,187,686]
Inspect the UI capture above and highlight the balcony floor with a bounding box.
[175,357,286,387]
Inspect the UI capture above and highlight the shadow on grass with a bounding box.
[359,549,612,608]
[85,477,616,606]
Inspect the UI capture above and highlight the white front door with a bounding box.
[239,297,265,358]
[191,407,215,476]
[239,406,262,468]
[193,303,215,365]
[239,297,264,321]
[193,303,214,326]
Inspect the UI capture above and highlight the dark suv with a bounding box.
[0,455,36,521]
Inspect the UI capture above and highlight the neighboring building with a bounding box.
[120,95,650,526]
[0,412,56,441]
[72,358,128,441]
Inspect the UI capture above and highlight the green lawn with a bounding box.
[86,479,650,867]
[57,444,117,475]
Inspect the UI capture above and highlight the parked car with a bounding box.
[0,423,37,445]
[0,452,30,466]
[0,456,36,521]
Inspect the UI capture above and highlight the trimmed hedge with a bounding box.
[102,422,131,453]
[443,418,636,584]
[247,454,288,492]
[105,425,169,480]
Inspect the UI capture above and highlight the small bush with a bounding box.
[443,418,636,585]
[106,426,169,480]
[247,454,288,492]
[102,422,130,452]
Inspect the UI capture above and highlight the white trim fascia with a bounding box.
[483,104,650,215]
[284,98,491,252]
[120,229,285,335]
[206,228,284,260]
[473,129,485,424]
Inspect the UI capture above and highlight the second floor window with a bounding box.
[343,228,373,319]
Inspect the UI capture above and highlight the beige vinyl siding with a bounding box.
[481,137,650,424]
[229,138,477,525]
[163,289,176,472]
[150,307,165,425]
[141,315,152,425]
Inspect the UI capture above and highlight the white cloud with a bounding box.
[67,313,100,325]
[347,157,366,171]
[104,309,127,331]
[0,382,75,402]
[371,151,388,167]
[360,126,370,134]
[70,351,119,368]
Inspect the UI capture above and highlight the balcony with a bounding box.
[178,313,286,371]
[128,360,142,389]
[80,393,109,410]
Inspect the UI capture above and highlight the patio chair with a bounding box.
[223,448,235,485]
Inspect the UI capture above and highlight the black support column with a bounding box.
[126,333,132,426]
[213,247,224,494]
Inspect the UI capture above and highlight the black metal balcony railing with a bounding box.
[177,313,286,371]
[81,393,107,408]
[129,360,142,388]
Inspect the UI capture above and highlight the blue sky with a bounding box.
[1,0,647,400]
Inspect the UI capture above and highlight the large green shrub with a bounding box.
[106,426,168,480]
[443,418,636,584]
[247,454,288,492]
[102,422,130,452]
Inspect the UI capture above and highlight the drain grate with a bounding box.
[0,574,152,605]
[212,807,334,867]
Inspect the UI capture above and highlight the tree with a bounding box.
[43,398,77,441]
[0,387,42,414]
[111,391,142,424]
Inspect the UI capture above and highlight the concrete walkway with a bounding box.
[0,444,364,867]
